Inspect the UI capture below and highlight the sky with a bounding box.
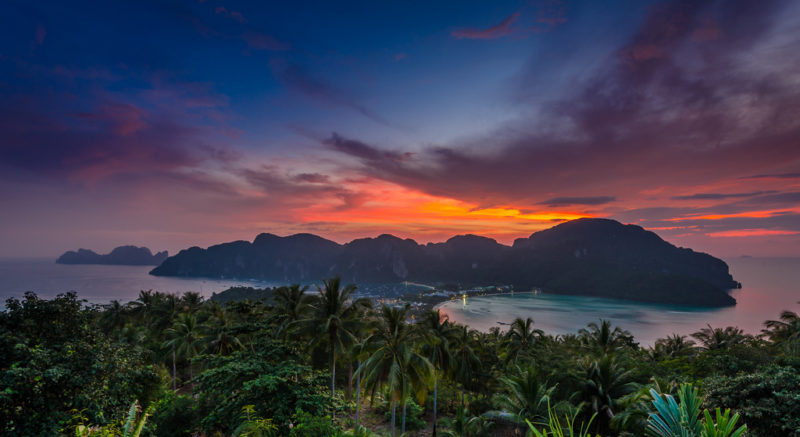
[1,0,799,258]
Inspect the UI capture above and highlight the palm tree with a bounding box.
[202,309,244,355]
[163,313,203,390]
[419,309,457,433]
[652,334,696,359]
[493,365,555,431]
[180,291,204,313]
[578,320,635,355]
[357,305,433,437]
[449,325,481,406]
[305,277,369,397]
[573,354,637,434]
[274,284,311,324]
[504,317,544,364]
[763,306,800,353]
[98,300,130,335]
[691,325,749,350]
[128,290,157,328]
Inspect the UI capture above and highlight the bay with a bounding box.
[437,257,800,345]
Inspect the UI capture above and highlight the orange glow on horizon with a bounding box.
[265,179,594,244]
[706,229,800,238]
[667,209,800,222]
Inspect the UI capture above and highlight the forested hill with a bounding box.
[150,218,739,307]
[57,245,168,266]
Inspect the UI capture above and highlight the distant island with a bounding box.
[150,218,740,307]
[57,246,168,266]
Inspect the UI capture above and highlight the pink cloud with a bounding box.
[451,11,520,40]
[215,6,246,23]
[242,32,290,51]
[35,25,47,46]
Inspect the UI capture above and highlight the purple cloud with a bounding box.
[452,11,520,40]
[273,62,394,127]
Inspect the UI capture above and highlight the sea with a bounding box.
[437,257,800,345]
[0,257,798,345]
[0,258,281,305]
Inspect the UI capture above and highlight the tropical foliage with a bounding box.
[1,285,798,436]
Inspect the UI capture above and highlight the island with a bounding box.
[57,245,168,266]
[150,218,740,307]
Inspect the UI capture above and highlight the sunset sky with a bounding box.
[1,0,799,258]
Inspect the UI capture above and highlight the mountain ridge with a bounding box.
[57,245,168,266]
[150,218,739,306]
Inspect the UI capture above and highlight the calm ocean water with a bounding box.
[0,258,280,304]
[1,257,798,345]
[437,257,800,345]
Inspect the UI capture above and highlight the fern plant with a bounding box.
[525,403,599,437]
[74,400,152,437]
[232,405,278,437]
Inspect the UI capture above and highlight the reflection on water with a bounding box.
[438,257,800,346]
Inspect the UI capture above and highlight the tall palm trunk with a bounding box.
[346,361,353,401]
[355,359,361,428]
[330,330,337,397]
[331,352,336,396]
[189,360,194,392]
[370,382,378,407]
[172,347,177,391]
[433,372,438,431]
[391,401,397,437]
[401,400,407,434]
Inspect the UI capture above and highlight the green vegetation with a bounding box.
[1,287,798,436]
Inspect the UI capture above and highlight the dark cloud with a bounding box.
[324,133,412,163]
[672,191,777,200]
[741,172,800,179]
[241,166,365,210]
[452,11,520,40]
[326,0,800,208]
[293,173,330,184]
[539,196,616,206]
[272,62,393,127]
[215,6,245,23]
[0,60,237,183]
[242,32,290,51]
[741,192,800,205]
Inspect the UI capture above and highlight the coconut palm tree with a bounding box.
[304,277,369,397]
[504,317,544,364]
[179,291,204,313]
[163,313,203,390]
[419,309,457,433]
[98,299,130,335]
[763,306,800,353]
[691,325,750,350]
[202,309,244,355]
[357,304,433,437]
[449,325,481,406]
[274,284,311,324]
[573,354,637,434]
[578,320,635,355]
[128,290,158,328]
[652,334,697,359]
[493,365,555,431]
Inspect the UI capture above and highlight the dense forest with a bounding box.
[1,278,798,436]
